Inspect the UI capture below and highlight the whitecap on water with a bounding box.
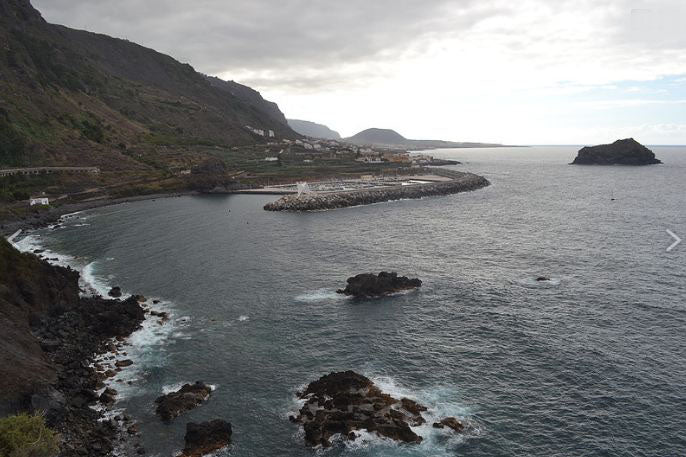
[295,289,347,303]
[81,261,115,297]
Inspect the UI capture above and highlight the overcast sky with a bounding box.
[34,0,686,144]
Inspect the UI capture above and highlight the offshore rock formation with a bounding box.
[264,170,489,211]
[337,272,422,298]
[155,381,213,422]
[291,371,428,448]
[572,138,661,165]
[181,419,232,457]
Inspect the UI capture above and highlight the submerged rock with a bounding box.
[337,272,422,298]
[154,381,212,422]
[433,417,464,432]
[181,419,232,457]
[292,371,427,448]
[571,138,661,165]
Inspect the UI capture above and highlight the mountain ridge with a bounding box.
[287,119,341,140]
[345,128,505,149]
[0,0,296,169]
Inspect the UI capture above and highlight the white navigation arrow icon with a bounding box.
[666,230,682,252]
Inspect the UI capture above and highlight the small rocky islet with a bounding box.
[180,420,232,457]
[155,381,213,422]
[291,371,464,448]
[337,271,422,298]
[571,138,662,165]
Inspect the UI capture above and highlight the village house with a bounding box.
[30,196,49,206]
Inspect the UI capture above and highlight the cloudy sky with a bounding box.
[35,0,686,144]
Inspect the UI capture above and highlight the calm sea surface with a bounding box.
[16,146,686,456]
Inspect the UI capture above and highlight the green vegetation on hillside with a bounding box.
[0,110,26,167]
[0,413,60,457]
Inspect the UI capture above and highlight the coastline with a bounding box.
[0,236,155,456]
[1,191,197,237]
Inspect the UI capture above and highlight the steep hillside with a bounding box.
[288,119,341,139]
[0,0,296,170]
[0,237,79,415]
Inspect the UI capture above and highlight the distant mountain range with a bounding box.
[287,119,341,140]
[345,128,505,149]
[0,0,296,169]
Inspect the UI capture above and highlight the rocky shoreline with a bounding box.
[0,192,196,238]
[264,170,490,211]
[0,236,152,456]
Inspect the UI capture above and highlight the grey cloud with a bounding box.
[32,0,492,77]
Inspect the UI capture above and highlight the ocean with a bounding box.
[13,146,686,456]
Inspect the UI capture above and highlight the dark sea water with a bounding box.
[15,146,686,456]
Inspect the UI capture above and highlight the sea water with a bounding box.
[15,146,686,456]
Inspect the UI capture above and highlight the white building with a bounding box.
[30,196,49,206]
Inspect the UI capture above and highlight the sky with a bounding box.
[34,0,686,144]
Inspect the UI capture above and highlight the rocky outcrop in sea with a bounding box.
[337,272,422,298]
[155,381,213,422]
[291,371,462,448]
[571,138,662,165]
[264,170,489,211]
[181,419,232,457]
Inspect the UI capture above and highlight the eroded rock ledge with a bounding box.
[264,170,489,211]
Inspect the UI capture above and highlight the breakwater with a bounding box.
[263,169,490,211]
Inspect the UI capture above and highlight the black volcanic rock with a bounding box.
[572,138,661,165]
[0,238,147,457]
[181,420,232,457]
[155,381,212,422]
[292,371,426,448]
[108,286,122,298]
[337,272,422,298]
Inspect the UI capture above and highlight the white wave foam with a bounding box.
[81,261,115,297]
[12,233,76,269]
[295,289,347,303]
[238,315,249,322]
[100,300,177,400]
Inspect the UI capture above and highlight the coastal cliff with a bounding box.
[264,170,489,211]
[572,139,661,165]
[0,238,146,456]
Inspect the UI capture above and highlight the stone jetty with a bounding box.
[264,169,490,211]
